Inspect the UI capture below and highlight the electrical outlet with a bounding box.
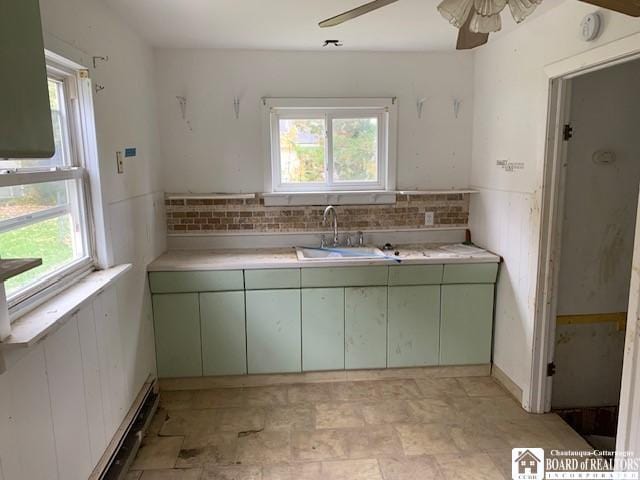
[116,151,124,174]
[425,212,435,226]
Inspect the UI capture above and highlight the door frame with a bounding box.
[531,33,640,454]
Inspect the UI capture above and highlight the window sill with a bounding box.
[0,264,131,351]
[262,191,397,206]
[261,189,478,206]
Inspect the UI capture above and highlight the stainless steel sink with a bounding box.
[296,246,388,261]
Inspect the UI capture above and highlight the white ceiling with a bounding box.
[103,0,562,51]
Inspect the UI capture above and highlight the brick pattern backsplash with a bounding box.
[165,194,470,234]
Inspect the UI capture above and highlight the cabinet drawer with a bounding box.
[149,270,244,293]
[388,265,443,286]
[301,266,388,288]
[245,268,300,289]
[442,263,498,284]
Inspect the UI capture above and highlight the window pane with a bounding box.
[0,181,69,221]
[332,117,378,183]
[1,79,71,169]
[279,118,326,184]
[0,179,87,298]
[1,215,82,296]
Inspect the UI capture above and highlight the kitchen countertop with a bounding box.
[148,243,501,272]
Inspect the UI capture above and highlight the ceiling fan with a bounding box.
[319,0,640,50]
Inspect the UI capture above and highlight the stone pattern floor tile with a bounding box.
[131,436,184,470]
[140,469,203,480]
[128,375,591,479]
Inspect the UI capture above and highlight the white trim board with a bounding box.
[531,32,640,459]
[0,265,131,351]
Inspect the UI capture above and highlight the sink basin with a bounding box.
[296,246,388,261]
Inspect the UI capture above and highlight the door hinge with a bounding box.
[563,124,573,141]
[547,362,557,377]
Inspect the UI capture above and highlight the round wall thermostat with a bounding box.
[592,150,616,165]
[581,12,602,41]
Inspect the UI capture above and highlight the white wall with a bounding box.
[469,0,640,408]
[154,49,474,193]
[0,0,165,478]
[38,0,166,393]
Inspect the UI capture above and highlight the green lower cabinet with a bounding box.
[345,286,388,369]
[200,291,247,376]
[246,289,302,374]
[440,284,494,365]
[388,286,440,367]
[302,288,345,371]
[152,293,203,378]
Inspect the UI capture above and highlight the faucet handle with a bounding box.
[357,231,364,246]
[320,235,327,248]
[346,234,353,247]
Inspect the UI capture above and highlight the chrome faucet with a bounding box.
[322,205,339,247]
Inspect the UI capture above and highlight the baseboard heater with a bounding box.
[89,377,159,480]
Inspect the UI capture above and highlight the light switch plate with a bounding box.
[116,151,124,174]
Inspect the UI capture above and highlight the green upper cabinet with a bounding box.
[200,291,247,376]
[440,284,495,365]
[302,288,345,372]
[246,289,302,374]
[152,293,202,378]
[388,285,440,367]
[0,0,54,158]
[345,286,388,369]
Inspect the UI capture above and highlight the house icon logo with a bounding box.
[512,448,544,480]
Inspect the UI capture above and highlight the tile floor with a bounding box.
[127,374,591,479]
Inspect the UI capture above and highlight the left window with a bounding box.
[0,58,94,307]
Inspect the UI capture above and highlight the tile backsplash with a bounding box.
[165,194,470,234]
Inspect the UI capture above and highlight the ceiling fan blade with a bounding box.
[319,0,399,27]
[578,0,640,16]
[456,14,489,50]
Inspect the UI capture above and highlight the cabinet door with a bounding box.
[201,291,247,376]
[388,286,440,367]
[345,287,387,369]
[302,288,344,372]
[152,294,202,378]
[440,284,494,365]
[0,0,54,158]
[246,289,301,374]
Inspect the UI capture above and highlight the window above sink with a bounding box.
[263,98,398,195]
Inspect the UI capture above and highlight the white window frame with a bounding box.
[1,53,97,314]
[264,98,397,193]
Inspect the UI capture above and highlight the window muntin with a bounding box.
[0,71,94,306]
[270,106,388,192]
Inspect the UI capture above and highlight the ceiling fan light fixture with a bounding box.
[474,0,508,16]
[469,10,503,33]
[437,0,474,28]
[508,0,543,23]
